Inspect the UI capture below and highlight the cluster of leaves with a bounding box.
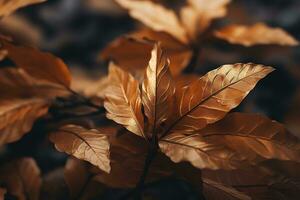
[0,0,300,200]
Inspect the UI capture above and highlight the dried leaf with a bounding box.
[116,0,188,43]
[142,43,175,137]
[0,0,45,18]
[180,0,231,38]
[104,63,145,137]
[170,63,274,134]
[0,188,6,200]
[100,29,192,77]
[203,178,251,200]
[214,23,299,46]
[160,113,300,170]
[0,157,41,200]
[50,125,111,173]
[0,37,72,87]
[0,98,49,146]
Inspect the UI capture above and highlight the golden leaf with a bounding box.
[0,157,41,200]
[214,23,299,46]
[142,43,175,137]
[100,29,192,77]
[160,113,300,170]
[0,37,72,87]
[180,0,231,39]
[104,63,145,138]
[115,0,188,43]
[0,98,49,146]
[170,63,274,134]
[203,178,251,200]
[0,0,45,18]
[49,124,111,173]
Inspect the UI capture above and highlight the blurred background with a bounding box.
[0,0,299,199]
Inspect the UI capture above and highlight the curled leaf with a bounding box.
[50,125,111,173]
[104,63,145,138]
[116,0,188,43]
[214,23,299,46]
[142,43,175,137]
[0,98,49,146]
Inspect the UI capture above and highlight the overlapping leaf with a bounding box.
[104,63,145,137]
[50,125,111,173]
[214,23,299,46]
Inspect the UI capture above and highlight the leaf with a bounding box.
[0,37,72,87]
[0,157,41,200]
[180,0,231,38]
[0,188,6,200]
[104,63,145,138]
[203,178,251,200]
[160,113,300,170]
[214,23,299,46]
[116,0,188,43]
[100,29,192,77]
[0,0,45,18]
[49,124,111,173]
[142,43,175,137]
[169,63,274,134]
[0,98,49,146]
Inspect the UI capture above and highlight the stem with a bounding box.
[67,88,102,110]
[183,47,201,73]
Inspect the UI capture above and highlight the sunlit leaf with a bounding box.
[50,125,111,173]
[104,63,145,138]
[214,23,299,46]
[142,43,175,137]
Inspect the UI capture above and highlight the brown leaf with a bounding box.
[142,43,175,137]
[214,23,299,46]
[0,157,41,200]
[0,188,6,200]
[180,0,231,38]
[169,63,274,134]
[116,0,188,43]
[0,37,72,87]
[203,178,251,200]
[0,98,49,146]
[104,63,145,138]
[160,113,300,170]
[49,124,111,173]
[100,29,192,77]
[0,0,45,18]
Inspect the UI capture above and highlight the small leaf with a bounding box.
[0,37,72,87]
[142,43,175,137]
[160,113,300,170]
[0,98,49,146]
[104,63,145,138]
[116,0,188,43]
[50,124,111,173]
[214,23,299,46]
[169,63,274,134]
[180,0,231,38]
[0,157,42,200]
[0,0,46,18]
[203,178,251,200]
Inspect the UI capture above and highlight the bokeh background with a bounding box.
[0,0,299,199]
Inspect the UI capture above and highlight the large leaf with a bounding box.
[0,0,45,18]
[167,63,274,134]
[0,157,41,200]
[50,125,111,173]
[142,43,175,137]
[104,63,145,138]
[0,37,72,87]
[160,113,300,170]
[214,23,299,46]
[0,98,49,146]
[116,0,188,43]
[203,178,251,200]
[180,0,231,39]
[100,30,192,77]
